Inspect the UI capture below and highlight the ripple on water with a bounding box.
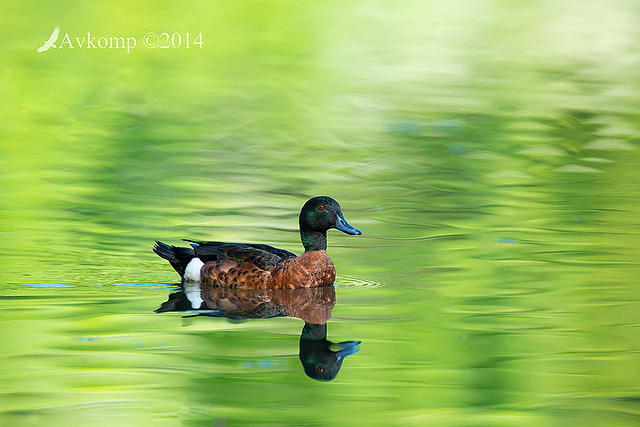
[335,275,385,289]
[20,283,74,288]
[106,282,178,290]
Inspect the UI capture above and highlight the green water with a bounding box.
[2,0,640,425]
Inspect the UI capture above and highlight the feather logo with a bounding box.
[37,27,60,52]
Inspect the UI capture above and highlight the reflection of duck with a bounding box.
[158,283,336,323]
[156,284,361,381]
[153,196,361,289]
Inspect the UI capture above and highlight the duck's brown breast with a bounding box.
[269,250,336,288]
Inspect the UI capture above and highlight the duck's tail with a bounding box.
[153,241,196,278]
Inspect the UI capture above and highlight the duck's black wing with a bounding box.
[183,240,297,271]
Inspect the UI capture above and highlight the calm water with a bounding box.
[2,1,640,426]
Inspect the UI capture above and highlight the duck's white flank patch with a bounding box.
[183,258,204,282]
[183,281,203,309]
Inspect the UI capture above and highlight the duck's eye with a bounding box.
[317,365,325,373]
[317,204,325,211]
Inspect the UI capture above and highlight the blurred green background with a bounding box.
[1,0,640,426]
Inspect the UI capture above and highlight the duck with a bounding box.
[153,196,362,288]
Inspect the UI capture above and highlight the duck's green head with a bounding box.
[299,196,361,252]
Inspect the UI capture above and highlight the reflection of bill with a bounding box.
[37,27,59,52]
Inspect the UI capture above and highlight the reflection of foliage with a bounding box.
[542,109,603,155]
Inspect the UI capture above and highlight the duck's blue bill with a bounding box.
[335,215,362,235]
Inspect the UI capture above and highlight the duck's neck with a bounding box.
[300,229,327,252]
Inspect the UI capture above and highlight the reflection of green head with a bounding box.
[299,323,361,381]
